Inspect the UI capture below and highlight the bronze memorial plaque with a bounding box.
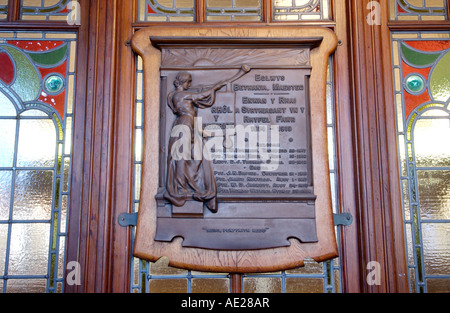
[131,27,338,272]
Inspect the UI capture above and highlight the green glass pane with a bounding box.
[27,44,68,66]
[13,170,53,220]
[430,51,450,102]
[1,45,40,102]
[8,223,50,275]
[401,43,441,67]
[17,119,57,168]
[0,119,17,167]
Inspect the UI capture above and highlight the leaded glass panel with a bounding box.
[206,0,262,21]
[273,0,331,21]
[0,31,77,293]
[20,0,74,21]
[137,0,195,22]
[389,0,448,21]
[0,0,7,20]
[391,31,450,293]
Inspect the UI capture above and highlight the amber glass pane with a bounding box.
[191,278,230,293]
[148,279,188,293]
[243,276,282,293]
[427,278,450,293]
[417,170,450,220]
[422,223,450,276]
[0,0,7,20]
[285,277,324,293]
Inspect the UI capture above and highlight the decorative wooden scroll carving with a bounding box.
[131,27,338,273]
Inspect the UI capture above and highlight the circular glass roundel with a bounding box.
[44,75,64,94]
[405,74,425,94]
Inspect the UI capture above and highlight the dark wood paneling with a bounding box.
[346,0,408,293]
[333,0,362,293]
[65,0,125,293]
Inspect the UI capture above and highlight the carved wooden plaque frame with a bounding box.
[131,26,338,273]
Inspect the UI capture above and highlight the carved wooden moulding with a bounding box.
[131,27,338,273]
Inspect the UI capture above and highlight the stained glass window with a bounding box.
[0,0,7,20]
[20,0,73,21]
[273,0,331,21]
[391,32,450,293]
[205,0,262,22]
[0,31,77,293]
[137,0,195,22]
[389,0,448,21]
[136,0,333,22]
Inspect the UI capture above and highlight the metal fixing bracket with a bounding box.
[333,212,353,227]
[118,212,138,227]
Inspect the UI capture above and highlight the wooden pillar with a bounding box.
[65,0,135,293]
[347,0,408,293]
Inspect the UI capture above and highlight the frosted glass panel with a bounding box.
[0,30,77,294]
[0,171,12,220]
[417,170,450,220]
[414,119,450,168]
[13,170,53,220]
[6,279,47,293]
[390,0,448,21]
[392,32,450,293]
[16,119,57,168]
[0,120,17,168]
[243,277,282,293]
[8,223,50,275]
[422,223,450,275]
